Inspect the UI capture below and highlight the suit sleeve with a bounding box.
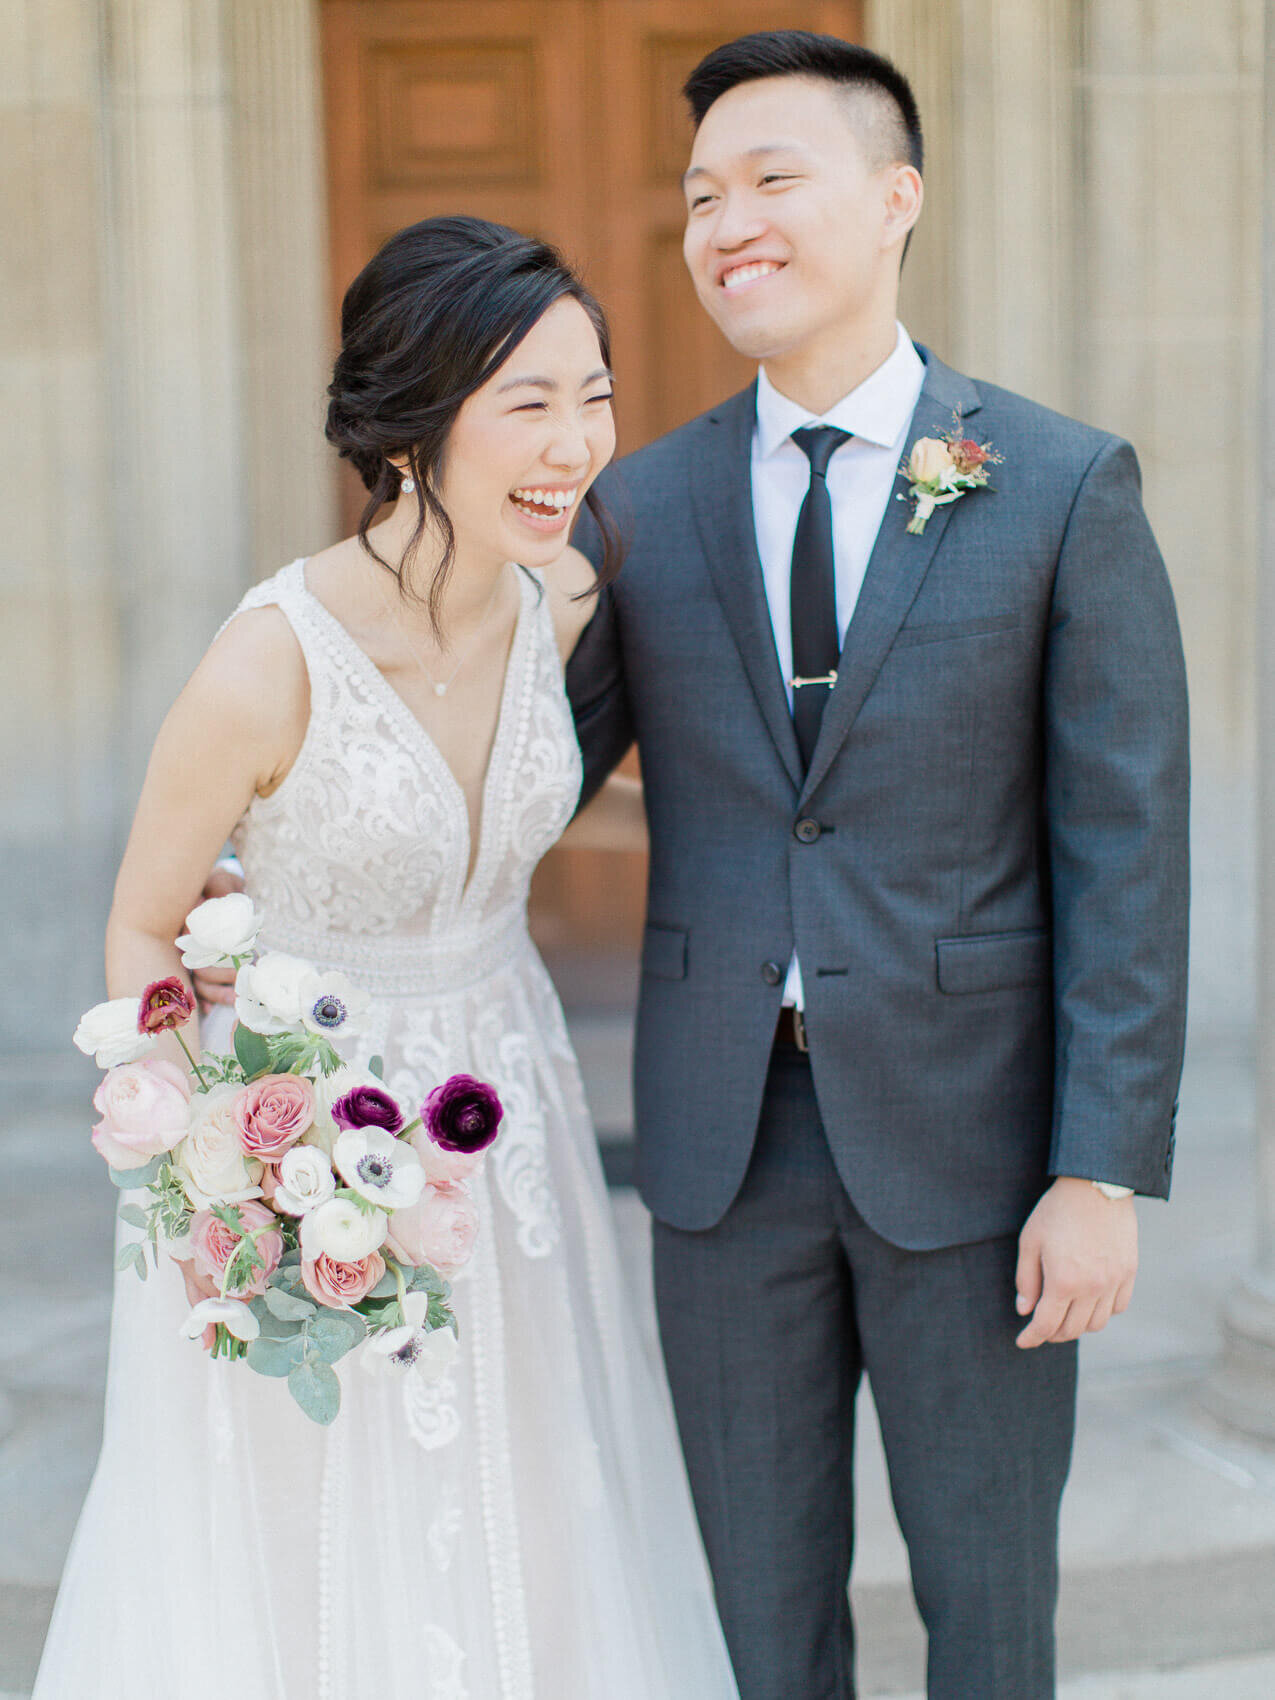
[1044,436,1189,1198]
[565,502,636,810]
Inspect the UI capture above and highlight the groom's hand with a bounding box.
[189,864,245,1010]
[1014,1177,1138,1349]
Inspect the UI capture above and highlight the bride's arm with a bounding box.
[105,608,307,1051]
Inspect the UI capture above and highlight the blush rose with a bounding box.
[233,1074,315,1162]
[386,1182,479,1274]
[301,1250,386,1310]
[189,1201,283,1297]
[91,1058,193,1170]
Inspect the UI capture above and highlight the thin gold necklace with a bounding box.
[380,564,509,698]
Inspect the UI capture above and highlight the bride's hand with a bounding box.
[191,863,246,1009]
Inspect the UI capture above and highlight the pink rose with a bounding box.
[189,1200,283,1297]
[386,1183,479,1274]
[409,1123,484,1188]
[91,1058,193,1169]
[233,1074,315,1162]
[301,1250,386,1310]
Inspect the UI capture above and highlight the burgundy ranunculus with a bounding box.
[138,975,196,1035]
[331,1085,404,1136]
[422,1075,504,1155]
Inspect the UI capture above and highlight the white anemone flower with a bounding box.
[179,1298,261,1341]
[176,893,261,968]
[364,1295,458,1380]
[300,1196,388,1262]
[334,1127,425,1211]
[298,969,371,1038]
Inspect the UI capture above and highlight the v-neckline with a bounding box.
[295,558,532,909]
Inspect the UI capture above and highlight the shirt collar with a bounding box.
[754,323,926,459]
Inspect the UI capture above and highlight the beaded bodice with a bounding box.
[227,559,581,993]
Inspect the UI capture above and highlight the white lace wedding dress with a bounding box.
[35,559,738,1700]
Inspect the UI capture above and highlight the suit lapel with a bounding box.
[689,383,804,790]
[798,354,984,806]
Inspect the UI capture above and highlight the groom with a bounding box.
[566,31,1188,1700]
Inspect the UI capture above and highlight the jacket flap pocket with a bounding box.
[936,929,1051,994]
[642,922,688,981]
[893,614,1020,649]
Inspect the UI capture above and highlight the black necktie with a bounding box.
[789,426,851,768]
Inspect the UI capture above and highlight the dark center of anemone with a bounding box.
[357,1154,392,1187]
[311,994,347,1029]
[393,1335,423,1367]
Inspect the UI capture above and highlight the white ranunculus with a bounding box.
[172,1083,264,1208]
[298,969,371,1038]
[234,951,313,1034]
[273,1145,337,1216]
[176,894,261,969]
[300,1196,388,1262]
[179,1297,260,1341]
[73,999,157,1069]
[334,1127,425,1212]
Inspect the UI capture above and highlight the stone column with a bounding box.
[1198,0,1275,1445]
[103,0,248,781]
[227,0,336,578]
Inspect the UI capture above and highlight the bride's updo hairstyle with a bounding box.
[326,215,621,630]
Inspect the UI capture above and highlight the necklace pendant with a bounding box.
[434,682,447,698]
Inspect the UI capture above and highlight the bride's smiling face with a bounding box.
[436,297,616,568]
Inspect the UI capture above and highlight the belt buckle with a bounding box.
[792,1006,809,1053]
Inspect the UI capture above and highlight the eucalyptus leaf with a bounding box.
[288,1357,341,1425]
[245,1333,307,1377]
[264,1287,316,1322]
[117,1204,149,1230]
[368,1054,385,1080]
[307,1311,365,1365]
[255,1310,305,1341]
[114,1242,145,1273]
[367,1268,399,1300]
[408,1265,451,1300]
[108,1157,162,1191]
[233,1024,271,1080]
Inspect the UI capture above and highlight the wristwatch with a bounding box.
[1091,1180,1134,1201]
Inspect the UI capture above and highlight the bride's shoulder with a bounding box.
[190,569,309,738]
[539,545,598,657]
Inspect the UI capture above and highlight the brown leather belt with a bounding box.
[774,1005,809,1053]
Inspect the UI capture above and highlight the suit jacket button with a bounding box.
[761,960,783,985]
[794,817,822,844]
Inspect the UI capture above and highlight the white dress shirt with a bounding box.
[750,322,926,1008]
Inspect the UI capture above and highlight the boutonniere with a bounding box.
[898,416,1002,535]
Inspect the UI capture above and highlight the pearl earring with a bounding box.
[401,477,416,495]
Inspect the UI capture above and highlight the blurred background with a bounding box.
[4,3,1275,1696]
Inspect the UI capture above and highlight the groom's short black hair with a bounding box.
[683,31,923,177]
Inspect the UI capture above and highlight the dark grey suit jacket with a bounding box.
[567,351,1189,1247]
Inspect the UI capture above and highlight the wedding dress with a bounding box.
[34,559,739,1700]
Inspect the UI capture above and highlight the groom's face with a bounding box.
[681,75,915,365]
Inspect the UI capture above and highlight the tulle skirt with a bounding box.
[34,951,738,1700]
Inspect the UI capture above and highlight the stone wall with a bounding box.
[870,0,1262,1039]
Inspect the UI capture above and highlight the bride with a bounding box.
[35,216,739,1700]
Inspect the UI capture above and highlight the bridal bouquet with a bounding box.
[73,895,503,1424]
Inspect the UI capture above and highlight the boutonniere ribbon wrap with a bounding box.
[898,421,1002,535]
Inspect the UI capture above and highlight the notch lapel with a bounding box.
[798,355,984,806]
[689,384,804,790]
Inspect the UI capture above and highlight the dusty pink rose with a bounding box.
[301,1250,386,1310]
[233,1074,315,1162]
[408,1123,484,1187]
[386,1183,479,1274]
[137,975,196,1034]
[189,1200,283,1297]
[91,1058,193,1169]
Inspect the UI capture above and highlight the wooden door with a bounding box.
[320,0,865,990]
